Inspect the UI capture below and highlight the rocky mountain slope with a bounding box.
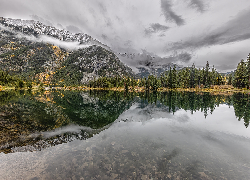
[0,17,134,86]
[53,45,134,85]
[0,17,103,46]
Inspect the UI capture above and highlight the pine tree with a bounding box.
[233,60,247,88]
[148,75,160,91]
[204,61,210,88]
[216,73,223,85]
[167,67,173,89]
[211,65,216,86]
[177,70,183,88]
[247,53,250,89]
[183,67,190,88]
[189,63,196,88]
[139,77,146,87]
[194,68,199,88]
[197,68,202,88]
[124,77,130,91]
[228,74,232,85]
[160,73,167,88]
[172,65,178,88]
[201,67,205,88]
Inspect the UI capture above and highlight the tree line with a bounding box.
[1,53,250,90]
[0,70,32,89]
[87,90,250,128]
[89,54,250,90]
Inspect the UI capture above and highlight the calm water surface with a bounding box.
[0,90,249,179]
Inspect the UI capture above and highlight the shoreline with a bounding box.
[1,85,250,95]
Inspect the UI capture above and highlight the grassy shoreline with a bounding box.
[1,85,250,95]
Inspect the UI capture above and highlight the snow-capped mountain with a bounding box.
[0,17,104,46]
[0,17,181,78]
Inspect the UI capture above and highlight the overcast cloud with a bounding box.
[189,0,206,12]
[1,0,250,72]
[160,0,185,26]
[170,9,250,50]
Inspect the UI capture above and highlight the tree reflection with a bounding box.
[232,93,250,128]
[137,91,249,127]
[53,90,134,129]
[0,90,249,154]
[139,91,221,118]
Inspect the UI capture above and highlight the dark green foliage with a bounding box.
[138,77,146,87]
[26,81,32,89]
[138,91,250,127]
[167,67,174,88]
[0,90,22,105]
[15,79,24,89]
[0,70,10,84]
[189,63,196,88]
[232,93,250,127]
[204,61,210,88]
[0,70,25,87]
[90,61,232,90]
[124,77,130,91]
[233,60,248,88]
[247,54,250,89]
[0,34,55,75]
[178,67,190,88]
[53,90,134,129]
[138,91,225,118]
[211,66,216,86]
[228,74,232,85]
[215,73,223,85]
[39,82,44,89]
[2,89,248,129]
[147,75,160,91]
[54,65,83,86]
[171,65,178,88]
[0,91,69,132]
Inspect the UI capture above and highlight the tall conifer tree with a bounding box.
[190,63,196,88]
[204,61,210,88]
[233,60,247,88]
[247,54,250,89]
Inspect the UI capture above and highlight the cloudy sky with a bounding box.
[1,0,250,72]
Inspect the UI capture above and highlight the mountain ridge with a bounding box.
[0,17,182,79]
[0,17,134,86]
[0,17,106,47]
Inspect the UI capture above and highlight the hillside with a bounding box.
[0,17,134,86]
[53,45,134,86]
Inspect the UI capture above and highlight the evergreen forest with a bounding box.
[89,54,250,91]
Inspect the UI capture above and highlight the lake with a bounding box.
[0,90,250,179]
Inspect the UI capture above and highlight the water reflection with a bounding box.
[139,91,250,127]
[0,90,134,153]
[233,93,250,127]
[0,90,250,154]
[0,90,250,179]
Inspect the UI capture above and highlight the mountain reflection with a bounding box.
[0,90,134,153]
[0,90,249,154]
